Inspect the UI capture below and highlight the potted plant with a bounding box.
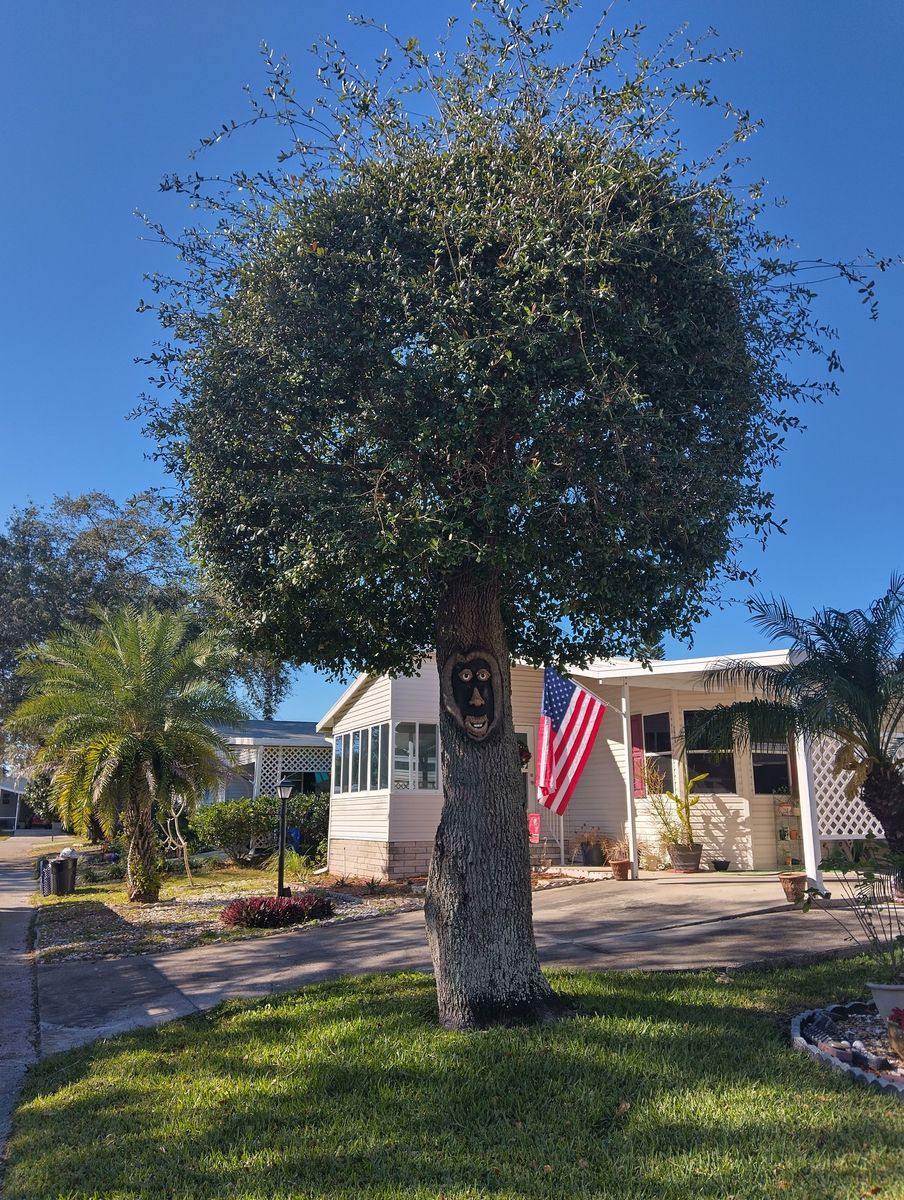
[803,841,904,1019]
[710,858,731,872]
[604,836,633,881]
[577,828,605,867]
[778,871,807,903]
[644,762,708,872]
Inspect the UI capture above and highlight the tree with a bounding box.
[142,4,890,1027]
[695,579,904,854]
[0,491,194,723]
[10,607,245,901]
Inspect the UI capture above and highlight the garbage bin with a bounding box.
[49,855,78,896]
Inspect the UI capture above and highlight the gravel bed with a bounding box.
[35,887,423,963]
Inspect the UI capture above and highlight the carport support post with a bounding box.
[794,734,824,893]
[620,683,639,879]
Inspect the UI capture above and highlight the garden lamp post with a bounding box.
[276,780,293,898]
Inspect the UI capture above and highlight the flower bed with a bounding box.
[791,1000,904,1100]
[221,893,334,928]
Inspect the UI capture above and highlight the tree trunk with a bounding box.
[425,571,571,1030]
[862,764,904,857]
[123,784,161,903]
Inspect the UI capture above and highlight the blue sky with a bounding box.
[2,2,902,719]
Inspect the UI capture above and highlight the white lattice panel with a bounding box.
[257,746,332,795]
[810,737,882,839]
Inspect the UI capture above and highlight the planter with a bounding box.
[580,843,604,867]
[868,982,904,1022]
[778,872,807,903]
[668,843,702,872]
[710,858,731,872]
[609,858,632,881]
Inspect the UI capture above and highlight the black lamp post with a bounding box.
[276,781,293,898]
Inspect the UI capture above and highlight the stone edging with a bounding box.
[791,1001,904,1101]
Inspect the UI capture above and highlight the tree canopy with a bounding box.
[143,3,889,680]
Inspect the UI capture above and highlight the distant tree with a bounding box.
[10,607,244,901]
[697,578,904,854]
[143,4,891,1026]
[0,491,194,722]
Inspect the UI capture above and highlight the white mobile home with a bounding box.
[317,655,881,881]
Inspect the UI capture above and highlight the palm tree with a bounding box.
[693,577,904,854]
[10,606,245,901]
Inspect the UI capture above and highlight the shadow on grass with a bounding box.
[6,965,903,1200]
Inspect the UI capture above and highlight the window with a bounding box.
[350,731,361,792]
[683,710,736,793]
[418,724,438,790]
[392,722,439,791]
[394,722,416,790]
[333,738,344,794]
[752,742,791,794]
[340,733,350,793]
[643,712,674,792]
[379,723,389,789]
[359,728,370,792]
[370,725,380,790]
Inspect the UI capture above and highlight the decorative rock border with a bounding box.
[791,1000,904,1101]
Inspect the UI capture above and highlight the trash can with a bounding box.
[49,855,78,896]
[39,857,53,897]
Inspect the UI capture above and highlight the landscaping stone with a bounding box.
[792,1001,904,1101]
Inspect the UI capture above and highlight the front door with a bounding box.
[517,726,564,863]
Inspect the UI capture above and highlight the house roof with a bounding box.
[211,720,330,748]
[315,649,793,733]
[570,649,792,690]
[0,773,28,796]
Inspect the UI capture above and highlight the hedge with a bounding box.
[190,793,329,864]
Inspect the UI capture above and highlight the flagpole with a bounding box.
[620,682,639,880]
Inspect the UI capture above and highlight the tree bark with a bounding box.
[862,764,904,857]
[123,783,161,903]
[425,571,571,1030]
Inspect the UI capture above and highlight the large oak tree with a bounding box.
[143,3,888,1028]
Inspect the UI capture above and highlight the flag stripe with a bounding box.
[536,666,606,815]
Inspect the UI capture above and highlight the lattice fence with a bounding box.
[810,737,882,840]
[258,746,333,795]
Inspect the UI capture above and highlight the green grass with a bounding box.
[6,962,904,1200]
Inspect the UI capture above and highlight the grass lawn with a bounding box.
[6,961,904,1200]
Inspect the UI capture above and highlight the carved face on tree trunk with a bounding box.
[441,650,501,741]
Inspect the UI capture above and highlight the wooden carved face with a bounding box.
[441,650,501,741]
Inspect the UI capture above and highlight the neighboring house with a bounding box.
[0,773,30,830]
[210,721,332,801]
[316,654,880,880]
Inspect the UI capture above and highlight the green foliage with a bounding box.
[141,4,892,678]
[190,793,329,864]
[0,492,194,725]
[9,606,245,902]
[695,577,904,844]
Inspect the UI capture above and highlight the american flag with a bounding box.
[536,667,606,815]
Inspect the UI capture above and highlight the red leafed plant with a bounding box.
[888,1008,904,1029]
[220,893,334,929]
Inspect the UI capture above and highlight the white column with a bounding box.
[794,733,825,892]
[620,682,639,879]
[252,747,263,798]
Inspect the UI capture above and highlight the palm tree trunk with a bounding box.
[861,764,904,857]
[123,783,161,903]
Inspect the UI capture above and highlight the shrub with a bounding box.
[190,794,329,865]
[220,893,334,929]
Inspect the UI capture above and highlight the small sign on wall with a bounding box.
[528,812,541,844]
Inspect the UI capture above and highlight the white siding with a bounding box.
[330,676,393,842]
[388,665,443,841]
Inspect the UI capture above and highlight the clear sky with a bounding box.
[1,2,902,719]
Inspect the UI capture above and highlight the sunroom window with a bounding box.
[683,710,737,793]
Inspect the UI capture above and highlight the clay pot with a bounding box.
[779,872,807,903]
[668,844,702,872]
[609,859,632,881]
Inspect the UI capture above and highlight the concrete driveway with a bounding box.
[34,870,844,1056]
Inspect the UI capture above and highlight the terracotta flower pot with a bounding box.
[609,859,632,881]
[887,1020,904,1058]
[778,872,807,903]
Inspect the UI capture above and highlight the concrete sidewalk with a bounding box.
[0,832,58,1163]
[35,872,844,1056]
